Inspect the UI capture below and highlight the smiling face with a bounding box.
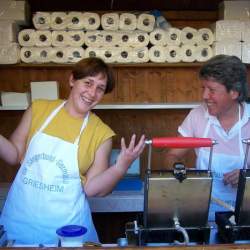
[202,79,239,119]
[66,72,107,118]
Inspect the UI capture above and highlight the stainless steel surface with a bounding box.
[145,171,212,228]
[236,176,250,225]
[0,183,144,213]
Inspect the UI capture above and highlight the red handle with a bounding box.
[151,137,213,148]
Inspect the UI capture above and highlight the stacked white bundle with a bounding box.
[0,0,29,25]
[132,47,149,63]
[67,12,85,30]
[35,31,52,47]
[180,27,199,45]
[20,47,39,63]
[101,13,120,30]
[82,12,101,30]
[148,45,166,62]
[51,12,69,30]
[197,28,214,46]
[18,29,37,47]
[67,47,85,63]
[67,31,85,47]
[180,44,196,62]
[149,28,167,46]
[85,31,103,47]
[211,20,244,59]
[219,1,250,21]
[0,20,21,63]
[102,31,120,47]
[242,21,250,42]
[165,45,181,63]
[195,45,214,62]
[242,43,250,63]
[32,12,51,30]
[212,41,241,59]
[85,47,102,58]
[36,47,53,63]
[52,31,67,47]
[116,47,134,63]
[212,20,243,42]
[0,43,20,64]
[119,13,137,31]
[165,28,181,46]
[137,13,155,32]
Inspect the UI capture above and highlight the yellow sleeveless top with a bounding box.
[28,99,115,183]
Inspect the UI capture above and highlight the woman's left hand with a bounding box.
[116,134,146,173]
[223,169,240,188]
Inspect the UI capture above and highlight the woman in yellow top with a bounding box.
[0,57,145,245]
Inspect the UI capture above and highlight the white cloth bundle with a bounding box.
[67,12,85,30]
[20,47,38,63]
[0,43,20,64]
[36,47,53,63]
[180,44,196,62]
[85,47,102,58]
[119,13,137,31]
[101,13,119,30]
[85,31,103,47]
[0,21,19,45]
[212,20,243,42]
[148,45,166,62]
[97,47,119,63]
[51,47,68,63]
[67,47,85,63]
[35,30,52,47]
[165,45,181,63]
[51,12,68,30]
[197,28,214,46]
[116,47,134,63]
[131,31,149,48]
[195,45,213,62]
[212,41,242,59]
[52,31,68,47]
[32,12,51,30]
[165,27,181,46]
[242,21,250,42]
[83,12,100,30]
[180,27,198,45]
[67,31,85,47]
[18,29,36,47]
[137,13,155,32]
[102,31,120,47]
[132,47,149,63]
[242,42,250,63]
[149,28,167,46]
[0,0,28,25]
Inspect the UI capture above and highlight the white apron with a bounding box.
[0,102,99,245]
[196,105,244,221]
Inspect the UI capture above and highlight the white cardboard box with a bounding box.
[0,92,30,107]
[30,81,59,101]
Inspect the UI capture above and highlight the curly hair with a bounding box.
[199,55,249,102]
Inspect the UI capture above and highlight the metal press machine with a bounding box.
[125,137,217,246]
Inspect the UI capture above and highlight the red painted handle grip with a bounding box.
[151,137,213,148]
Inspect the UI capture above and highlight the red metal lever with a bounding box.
[149,137,213,148]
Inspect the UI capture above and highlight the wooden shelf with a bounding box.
[0,102,200,111]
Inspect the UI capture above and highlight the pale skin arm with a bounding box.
[84,134,146,197]
[0,107,31,165]
[164,135,190,169]
[223,169,240,188]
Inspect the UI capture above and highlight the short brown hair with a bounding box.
[71,57,115,94]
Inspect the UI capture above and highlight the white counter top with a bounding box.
[0,183,144,213]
